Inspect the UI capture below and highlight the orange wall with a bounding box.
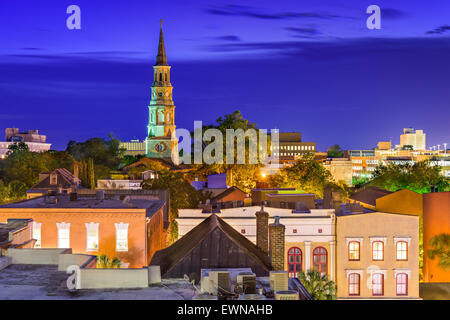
[219,190,247,203]
[376,189,423,216]
[423,192,450,283]
[0,208,150,268]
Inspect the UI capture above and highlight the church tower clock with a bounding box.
[145,21,179,164]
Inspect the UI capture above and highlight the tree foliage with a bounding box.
[428,233,450,271]
[327,144,344,158]
[268,153,333,197]
[370,160,449,194]
[189,110,264,193]
[142,170,207,242]
[297,270,336,300]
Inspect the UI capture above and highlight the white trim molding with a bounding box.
[394,236,411,246]
[369,236,387,245]
[367,267,387,277]
[394,269,411,278]
[56,222,71,230]
[346,269,363,278]
[346,237,364,245]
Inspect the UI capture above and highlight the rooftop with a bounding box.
[0,219,31,244]
[179,206,333,219]
[0,264,197,300]
[0,195,165,217]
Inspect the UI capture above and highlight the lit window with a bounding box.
[372,273,384,296]
[349,241,360,261]
[288,247,302,277]
[313,247,328,274]
[372,241,384,260]
[85,222,99,251]
[396,273,408,296]
[396,241,408,260]
[241,229,246,234]
[348,273,360,296]
[57,222,70,248]
[32,222,42,248]
[115,222,129,252]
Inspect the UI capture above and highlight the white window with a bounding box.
[85,222,99,251]
[57,222,70,248]
[32,222,42,248]
[115,222,129,252]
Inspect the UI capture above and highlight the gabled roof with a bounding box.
[211,186,247,202]
[29,168,76,191]
[150,214,272,276]
[349,186,392,207]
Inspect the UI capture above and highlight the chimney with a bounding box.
[255,204,269,254]
[269,216,285,271]
[323,185,332,209]
[96,190,105,200]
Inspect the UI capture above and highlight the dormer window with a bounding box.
[50,173,58,185]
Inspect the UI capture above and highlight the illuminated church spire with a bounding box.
[145,21,178,164]
[155,19,168,66]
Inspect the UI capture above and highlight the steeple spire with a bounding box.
[155,20,168,66]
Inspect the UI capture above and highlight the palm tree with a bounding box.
[428,233,450,270]
[297,270,336,300]
[97,254,122,268]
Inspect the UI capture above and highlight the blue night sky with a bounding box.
[0,0,449,151]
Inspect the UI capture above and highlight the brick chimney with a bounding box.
[255,204,269,254]
[269,216,285,271]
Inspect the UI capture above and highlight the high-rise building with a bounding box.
[399,128,426,151]
[0,128,51,159]
[145,22,179,164]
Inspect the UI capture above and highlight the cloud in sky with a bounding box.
[205,4,342,20]
[285,26,322,37]
[381,8,408,19]
[213,35,242,42]
[426,25,450,35]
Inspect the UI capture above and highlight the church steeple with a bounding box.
[155,20,168,66]
[146,20,178,164]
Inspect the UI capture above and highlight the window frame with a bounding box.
[56,222,70,249]
[115,222,129,252]
[348,273,360,296]
[287,247,302,278]
[372,241,384,261]
[313,246,328,275]
[32,222,42,248]
[372,273,384,296]
[348,241,360,261]
[396,241,408,261]
[396,273,408,296]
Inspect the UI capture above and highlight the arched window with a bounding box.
[348,241,360,261]
[348,273,360,296]
[396,273,408,296]
[396,241,408,261]
[372,273,384,296]
[167,112,171,122]
[287,247,302,277]
[159,73,162,81]
[372,241,384,261]
[313,247,328,274]
[165,73,168,81]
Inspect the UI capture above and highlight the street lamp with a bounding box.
[444,143,448,154]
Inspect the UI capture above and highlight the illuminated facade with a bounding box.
[336,211,420,299]
[145,23,179,164]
